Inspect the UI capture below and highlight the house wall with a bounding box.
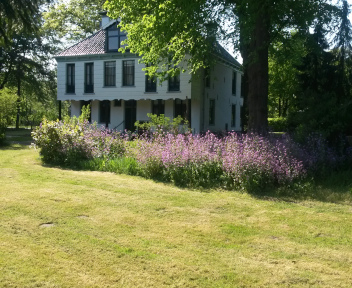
[58,55,243,133]
[71,98,181,131]
[202,62,243,132]
[57,56,192,102]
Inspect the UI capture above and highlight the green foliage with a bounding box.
[81,157,140,175]
[79,104,91,122]
[135,113,191,135]
[0,0,48,46]
[166,162,225,188]
[268,117,288,132]
[0,88,17,143]
[0,0,58,128]
[43,0,104,44]
[287,23,352,140]
[105,0,218,80]
[105,0,336,133]
[268,32,304,118]
[32,117,88,165]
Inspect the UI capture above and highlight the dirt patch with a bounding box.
[39,222,55,228]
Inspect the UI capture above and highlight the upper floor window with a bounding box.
[232,71,237,95]
[85,62,94,93]
[104,61,116,87]
[66,64,75,93]
[107,25,127,52]
[152,100,165,116]
[122,60,135,86]
[168,74,180,91]
[145,63,157,92]
[145,76,157,93]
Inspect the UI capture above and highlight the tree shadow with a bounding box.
[247,172,352,204]
[0,142,32,151]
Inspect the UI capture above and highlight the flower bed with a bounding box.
[32,118,352,191]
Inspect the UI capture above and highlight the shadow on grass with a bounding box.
[1,128,33,150]
[248,171,352,204]
[6,128,32,137]
[0,142,31,151]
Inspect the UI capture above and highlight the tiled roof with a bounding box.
[214,42,241,69]
[56,29,106,57]
[56,26,241,69]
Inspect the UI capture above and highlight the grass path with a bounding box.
[0,145,352,287]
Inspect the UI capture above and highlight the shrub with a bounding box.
[34,113,352,192]
[135,113,191,135]
[32,112,126,166]
[222,133,306,191]
[0,88,17,143]
[268,117,288,132]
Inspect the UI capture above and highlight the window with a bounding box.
[107,25,127,51]
[174,99,191,120]
[205,68,210,88]
[85,63,94,93]
[209,99,215,125]
[231,104,236,127]
[152,100,165,116]
[145,64,157,92]
[232,71,237,95]
[104,61,116,86]
[122,60,135,86]
[99,100,111,125]
[66,64,75,93]
[145,75,157,92]
[168,74,180,91]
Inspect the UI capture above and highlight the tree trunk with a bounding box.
[238,8,249,132]
[16,63,21,129]
[246,3,270,134]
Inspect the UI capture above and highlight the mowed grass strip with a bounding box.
[0,146,352,287]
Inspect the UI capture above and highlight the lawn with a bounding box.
[0,140,352,287]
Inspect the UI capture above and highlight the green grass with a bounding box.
[1,141,352,287]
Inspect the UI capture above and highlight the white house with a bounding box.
[55,14,243,133]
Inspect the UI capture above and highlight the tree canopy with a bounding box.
[43,0,105,44]
[104,0,336,133]
[0,0,61,128]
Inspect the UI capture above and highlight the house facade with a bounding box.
[55,16,243,133]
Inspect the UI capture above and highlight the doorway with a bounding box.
[124,100,136,131]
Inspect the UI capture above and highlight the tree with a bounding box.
[0,88,17,142]
[334,0,352,102]
[0,0,46,46]
[43,0,105,44]
[288,23,345,140]
[1,0,58,128]
[104,0,335,133]
[268,31,307,118]
[288,2,352,139]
